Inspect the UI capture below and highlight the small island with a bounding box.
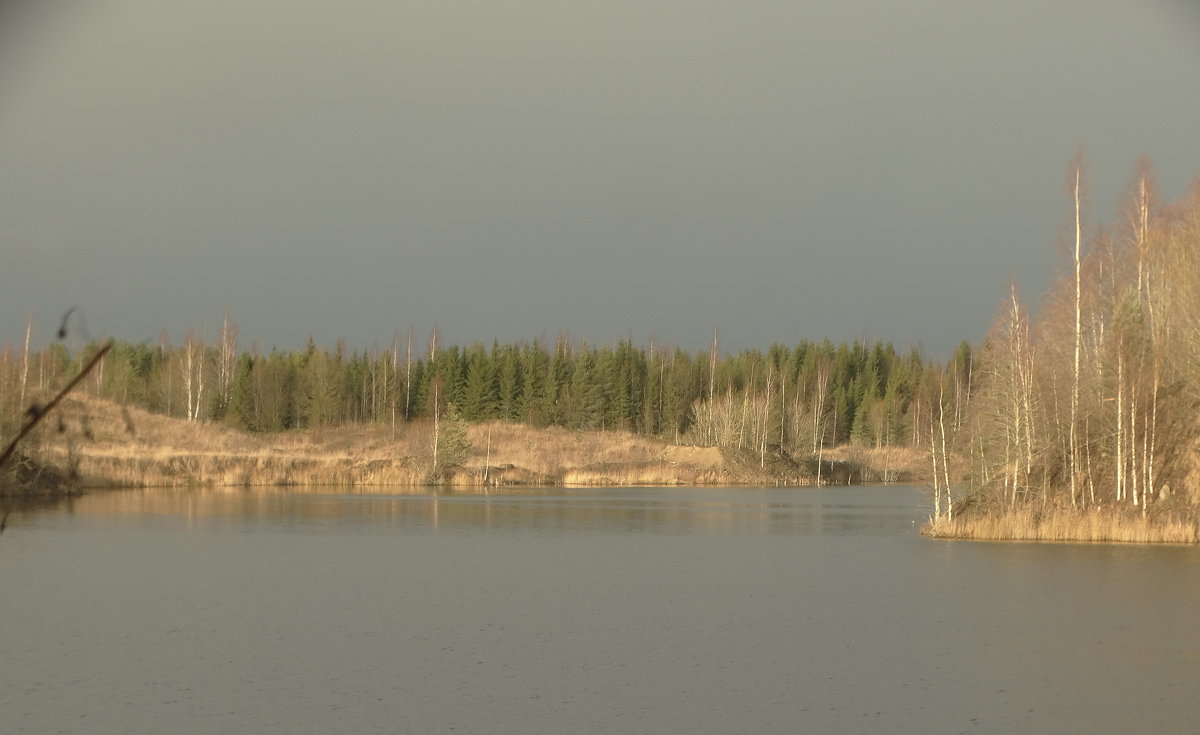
[921,159,1200,543]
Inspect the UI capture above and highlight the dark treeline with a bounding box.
[0,318,965,459]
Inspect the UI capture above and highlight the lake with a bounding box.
[2,485,1198,734]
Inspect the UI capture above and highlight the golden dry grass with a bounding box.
[12,395,934,492]
[466,422,734,486]
[826,444,959,483]
[19,396,783,490]
[27,396,434,489]
[922,504,1200,544]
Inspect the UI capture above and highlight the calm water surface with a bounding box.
[2,486,1198,734]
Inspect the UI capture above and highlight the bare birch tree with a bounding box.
[1069,153,1084,508]
[182,330,205,421]
[708,328,719,402]
[18,315,31,411]
[216,313,238,417]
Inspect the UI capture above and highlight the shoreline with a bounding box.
[2,395,926,497]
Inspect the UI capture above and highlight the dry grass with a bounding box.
[466,422,734,486]
[826,444,956,484]
[21,396,769,490]
[922,504,1200,544]
[15,395,927,492]
[28,396,435,490]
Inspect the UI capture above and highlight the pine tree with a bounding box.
[432,402,472,479]
[496,344,522,421]
[519,342,547,425]
[460,344,497,421]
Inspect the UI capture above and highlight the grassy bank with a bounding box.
[921,503,1200,544]
[1,395,926,495]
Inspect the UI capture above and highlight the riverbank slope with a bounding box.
[2,395,927,495]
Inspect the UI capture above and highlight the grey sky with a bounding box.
[2,1,1198,359]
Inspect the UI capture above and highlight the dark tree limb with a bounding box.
[0,340,112,470]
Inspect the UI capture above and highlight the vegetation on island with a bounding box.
[925,156,1200,543]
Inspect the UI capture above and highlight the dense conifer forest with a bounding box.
[0,325,969,463]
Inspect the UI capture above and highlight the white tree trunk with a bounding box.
[761,364,773,468]
[939,379,952,521]
[930,408,941,520]
[1130,378,1139,506]
[19,316,31,410]
[1070,161,1082,508]
[812,360,829,455]
[1116,347,1124,502]
[195,344,204,422]
[708,329,719,402]
[405,328,414,421]
[183,335,195,421]
[217,313,237,413]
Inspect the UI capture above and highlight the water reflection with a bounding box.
[11,485,928,537]
[3,485,1199,735]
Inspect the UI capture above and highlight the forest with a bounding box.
[0,320,970,469]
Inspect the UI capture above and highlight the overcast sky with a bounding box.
[2,1,1199,359]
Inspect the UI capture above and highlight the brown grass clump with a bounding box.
[922,503,1200,544]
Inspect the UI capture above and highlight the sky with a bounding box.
[2,0,1199,360]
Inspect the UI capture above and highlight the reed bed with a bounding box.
[923,505,1200,544]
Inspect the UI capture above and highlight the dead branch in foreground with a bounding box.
[0,340,112,471]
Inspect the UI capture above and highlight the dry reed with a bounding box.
[922,504,1200,544]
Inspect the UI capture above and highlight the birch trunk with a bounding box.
[939,380,952,521]
[405,328,414,421]
[432,379,440,469]
[1130,378,1139,506]
[19,317,31,410]
[708,329,718,402]
[183,335,196,421]
[761,364,773,469]
[1070,161,1082,508]
[930,408,941,520]
[1116,347,1124,502]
